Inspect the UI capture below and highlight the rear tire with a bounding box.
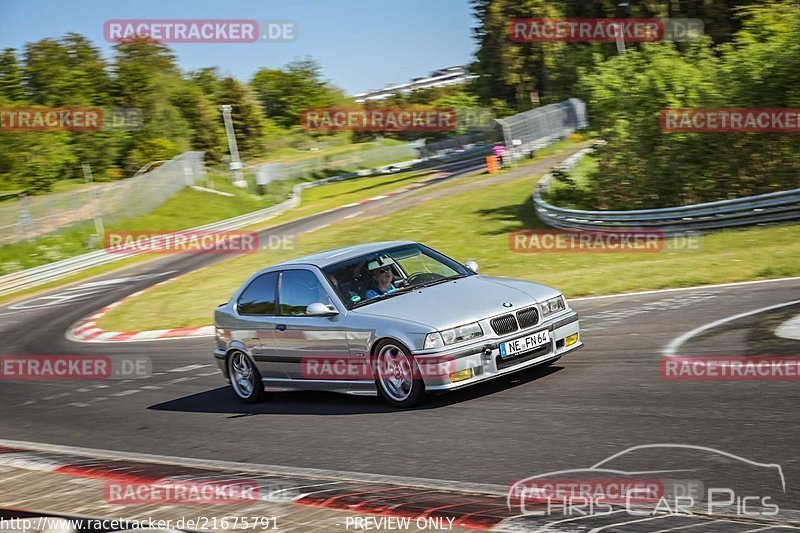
[373,339,426,408]
[227,350,265,404]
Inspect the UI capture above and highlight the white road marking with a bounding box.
[305,223,330,234]
[651,520,721,532]
[110,390,140,397]
[776,314,800,341]
[43,393,70,401]
[572,275,800,302]
[664,299,800,357]
[536,509,629,530]
[65,403,90,408]
[588,515,682,532]
[167,364,210,373]
[159,377,196,385]
[0,437,507,496]
[196,371,221,377]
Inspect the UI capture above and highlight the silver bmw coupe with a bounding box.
[214,241,581,407]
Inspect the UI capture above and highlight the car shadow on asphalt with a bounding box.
[147,364,563,416]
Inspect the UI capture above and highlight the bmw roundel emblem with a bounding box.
[502,302,513,308]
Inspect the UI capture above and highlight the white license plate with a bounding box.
[499,329,550,358]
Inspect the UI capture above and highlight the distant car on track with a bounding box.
[214,241,581,407]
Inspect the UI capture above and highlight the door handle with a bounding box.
[276,324,287,331]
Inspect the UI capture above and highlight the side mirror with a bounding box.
[465,260,479,273]
[306,302,339,316]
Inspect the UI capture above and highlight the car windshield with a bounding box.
[322,244,473,309]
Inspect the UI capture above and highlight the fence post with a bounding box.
[15,193,35,243]
[82,163,105,237]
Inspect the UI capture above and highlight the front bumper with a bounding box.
[213,348,228,379]
[415,310,581,392]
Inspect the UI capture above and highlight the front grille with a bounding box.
[496,344,551,370]
[516,306,539,329]
[490,314,519,335]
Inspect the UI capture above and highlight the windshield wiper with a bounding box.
[415,273,469,289]
[351,286,413,308]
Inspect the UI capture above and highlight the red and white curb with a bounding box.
[66,276,214,344]
[1,439,797,531]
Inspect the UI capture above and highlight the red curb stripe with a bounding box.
[79,330,104,341]
[157,327,205,338]
[109,331,139,341]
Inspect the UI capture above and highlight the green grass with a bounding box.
[248,138,406,165]
[97,159,800,332]
[0,172,284,275]
[544,152,598,209]
[0,164,450,294]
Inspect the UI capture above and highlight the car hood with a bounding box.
[350,274,561,330]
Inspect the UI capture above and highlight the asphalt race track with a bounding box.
[1,154,799,523]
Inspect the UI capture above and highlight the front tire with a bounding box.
[227,350,265,403]
[373,340,426,408]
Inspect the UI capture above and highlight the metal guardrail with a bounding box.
[534,147,800,233]
[0,182,310,297]
[0,152,206,245]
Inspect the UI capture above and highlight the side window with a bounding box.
[279,270,330,316]
[237,272,278,315]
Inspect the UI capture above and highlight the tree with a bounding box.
[218,77,266,158]
[0,48,25,102]
[250,58,343,129]
[172,83,225,161]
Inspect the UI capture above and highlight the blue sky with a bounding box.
[0,0,477,95]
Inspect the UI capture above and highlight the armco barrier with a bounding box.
[534,148,800,233]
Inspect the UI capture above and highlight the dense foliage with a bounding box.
[470,0,800,207]
[0,36,347,193]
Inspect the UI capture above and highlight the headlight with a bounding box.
[540,295,566,317]
[441,322,483,345]
[424,322,484,349]
[424,332,444,349]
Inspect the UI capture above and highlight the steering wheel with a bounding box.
[405,272,446,286]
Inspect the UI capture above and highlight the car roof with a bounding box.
[273,241,417,269]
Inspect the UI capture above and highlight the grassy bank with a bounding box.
[98,155,800,332]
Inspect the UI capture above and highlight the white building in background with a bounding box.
[352,65,477,103]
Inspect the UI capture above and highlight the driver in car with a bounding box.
[364,258,397,300]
